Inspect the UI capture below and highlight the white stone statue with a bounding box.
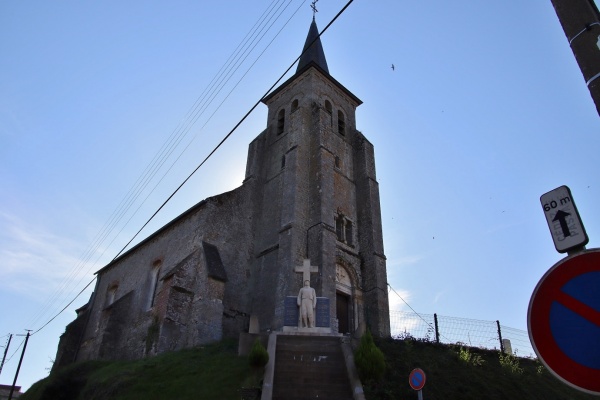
[297,280,317,328]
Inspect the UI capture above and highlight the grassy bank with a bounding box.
[20,336,596,399]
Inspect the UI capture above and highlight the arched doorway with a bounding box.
[335,263,353,334]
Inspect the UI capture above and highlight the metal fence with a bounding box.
[389,310,535,357]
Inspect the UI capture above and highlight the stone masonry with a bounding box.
[54,18,390,369]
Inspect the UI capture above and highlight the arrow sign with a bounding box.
[540,186,588,253]
[552,210,571,238]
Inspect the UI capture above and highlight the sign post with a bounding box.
[409,368,426,399]
[528,249,600,395]
[540,185,588,253]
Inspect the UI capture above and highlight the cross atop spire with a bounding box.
[310,0,318,18]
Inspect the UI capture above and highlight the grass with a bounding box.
[21,339,250,400]
[20,336,598,400]
[365,336,598,400]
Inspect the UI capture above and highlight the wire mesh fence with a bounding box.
[389,310,535,358]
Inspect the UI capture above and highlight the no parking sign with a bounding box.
[528,249,600,395]
[409,368,426,399]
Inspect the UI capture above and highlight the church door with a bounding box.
[336,292,350,334]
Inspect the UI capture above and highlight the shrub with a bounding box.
[457,347,485,367]
[248,338,269,369]
[499,352,523,375]
[354,330,386,384]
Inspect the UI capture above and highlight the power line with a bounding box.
[113,0,356,259]
[25,0,305,332]
[30,0,356,335]
[387,283,452,343]
[26,1,289,329]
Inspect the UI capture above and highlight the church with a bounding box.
[55,17,391,368]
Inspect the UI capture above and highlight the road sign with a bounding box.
[540,185,588,253]
[528,249,600,395]
[409,368,426,391]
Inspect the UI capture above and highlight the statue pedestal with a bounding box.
[283,296,330,328]
[282,326,332,334]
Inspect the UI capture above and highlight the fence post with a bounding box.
[433,314,440,343]
[496,320,505,353]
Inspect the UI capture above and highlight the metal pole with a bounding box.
[418,389,424,400]
[8,331,31,400]
[0,334,13,377]
[497,320,504,354]
[550,0,600,116]
[433,314,440,343]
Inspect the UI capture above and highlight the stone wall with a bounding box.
[69,183,256,363]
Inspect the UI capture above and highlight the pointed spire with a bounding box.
[296,18,329,74]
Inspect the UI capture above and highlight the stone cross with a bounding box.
[295,259,318,283]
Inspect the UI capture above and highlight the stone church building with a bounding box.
[55,18,391,368]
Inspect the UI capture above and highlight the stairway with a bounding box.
[272,335,353,400]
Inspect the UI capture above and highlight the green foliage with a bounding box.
[499,352,523,375]
[20,339,250,400]
[247,338,269,369]
[21,337,599,400]
[457,346,485,367]
[363,337,597,400]
[535,358,546,375]
[145,317,160,355]
[354,330,386,384]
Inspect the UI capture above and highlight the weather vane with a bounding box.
[311,0,318,17]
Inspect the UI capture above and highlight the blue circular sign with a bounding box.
[409,368,426,391]
[528,249,600,395]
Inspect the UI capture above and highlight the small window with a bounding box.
[338,110,346,136]
[281,155,286,169]
[147,260,162,309]
[335,216,344,242]
[291,99,299,112]
[325,100,332,114]
[277,109,285,135]
[335,156,341,168]
[345,220,353,246]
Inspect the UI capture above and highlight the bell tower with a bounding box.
[244,18,390,337]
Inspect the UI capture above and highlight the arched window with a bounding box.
[277,109,285,135]
[337,110,346,136]
[325,100,332,114]
[147,260,162,309]
[291,99,299,112]
[335,214,353,246]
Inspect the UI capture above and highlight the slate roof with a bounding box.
[297,17,329,74]
[262,18,362,106]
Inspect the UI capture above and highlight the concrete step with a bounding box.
[272,335,353,400]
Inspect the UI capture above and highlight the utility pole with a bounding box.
[550,0,600,116]
[8,331,31,400]
[0,334,13,378]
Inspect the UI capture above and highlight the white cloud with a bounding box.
[387,254,425,268]
[0,212,92,299]
[388,287,412,311]
[433,290,446,304]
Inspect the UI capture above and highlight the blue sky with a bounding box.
[1,0,600,390]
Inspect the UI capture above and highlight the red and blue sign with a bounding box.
[528,249,600,395]
[409,368,426,391]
